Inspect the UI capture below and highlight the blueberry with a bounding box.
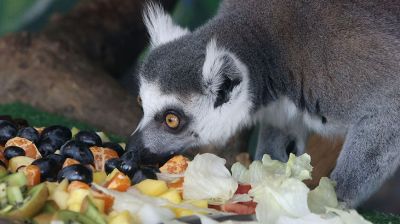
[37,138,60,156]
[102,142,124,157]
[118,151,140,177]
[60,140,94,165]
[132,167,158,184]
[3,146,25,160]
[17,127,39,143]
[13,118,29,129]
[0,120,17,145]
[47,154,66,165]
[104,158,122,174]
[32,157,61,182]
[57,164,93,184]
[75,131,102,146]
[40,125,72,144]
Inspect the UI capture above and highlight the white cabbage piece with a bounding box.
[285,153,313,181]
[249,160,271,186]
[308,177,339,214]
[183,153,238,204]
[327,208,373,224]
[250,178,311,224]
[138,204,175,224]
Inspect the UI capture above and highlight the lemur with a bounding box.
[121,0,400,208]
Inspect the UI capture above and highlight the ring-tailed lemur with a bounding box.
[122,0,400,207]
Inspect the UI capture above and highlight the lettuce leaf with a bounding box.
[250,178,311,223]
[308,177,339,214]
[183,153,238,204]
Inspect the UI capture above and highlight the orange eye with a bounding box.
[165,113,180,129]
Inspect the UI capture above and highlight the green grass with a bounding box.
[1,102,400,223]
[0,102,125,142]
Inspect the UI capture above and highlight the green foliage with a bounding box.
[0,102,125,142]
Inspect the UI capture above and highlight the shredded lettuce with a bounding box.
[183,153,238,204]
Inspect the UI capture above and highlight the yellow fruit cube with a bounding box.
[135,179,168,196]
[172,208,194,218]
[93,171,107,184]
[109,211,134,224]
[188,200,208,208]
[52,190,69,210]
[91,198,105,213]
[67,189,90,212]
[160,190,182,204]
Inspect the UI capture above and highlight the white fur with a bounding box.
[143,3,190,48]
[192,40,253,145]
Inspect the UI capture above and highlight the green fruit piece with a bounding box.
[0,166,7,179]
[1,172,27,187]
[54,210,97,224]
[96,132,110,143]
[33,213,54,224]
[71,127,80,138]
[6,186,23,205]
[7,183,49,218]
[0,204,13,214]
[81,197,107,224]
[42,201,59,214]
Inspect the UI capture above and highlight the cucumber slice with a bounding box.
[6,186,23,205]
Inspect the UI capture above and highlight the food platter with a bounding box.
[0,117,372,224]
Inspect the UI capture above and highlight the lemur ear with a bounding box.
[143,3,190,48]
[202,39,247,108]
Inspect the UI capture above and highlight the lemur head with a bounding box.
[127,3,253,159]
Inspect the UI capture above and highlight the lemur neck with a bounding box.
[194,10,292,111]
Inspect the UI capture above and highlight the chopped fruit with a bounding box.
[7,183,49,218]
[167,177,184,190]
[172,207,194,218]
[211,201,257,215]
[96,132,110,143]
[159,155,189,174]
[188,199,208,208]
[235,184,252,194]
[104,170,131,192]
[8,156,34,173]
[93,171,107,184]
[90,146,119,172]
[5,137,41,159]
[92,190,115,213]
[80,197,107,224]
[63,158,80,168]
[51,188,69,210]
[135,179,168,196]
[0,146,7,165]
[67,189,90,212]
[67,181,90,192]
[24,165,41,186]
[160,189,182,204]
[108,210,134,224]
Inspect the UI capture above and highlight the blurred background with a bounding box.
[0,0,399,218]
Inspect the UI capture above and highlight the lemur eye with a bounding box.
[165,113,180,129]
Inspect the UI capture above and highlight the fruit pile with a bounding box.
[0,116,222,223]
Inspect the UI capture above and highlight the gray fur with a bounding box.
[132,0,400,207]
